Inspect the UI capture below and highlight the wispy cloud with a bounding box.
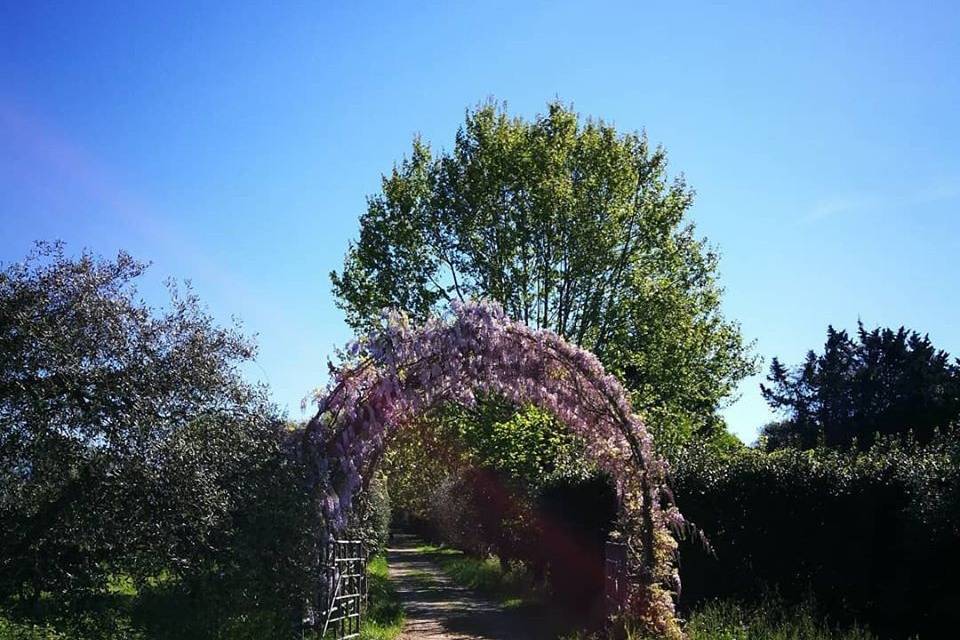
[803,181,959,224]
[805,195,883,223]
[914,182,960,204]
[0,99,326,412]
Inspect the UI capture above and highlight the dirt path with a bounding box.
[387,534,558,639]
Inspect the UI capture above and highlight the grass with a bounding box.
[557,598,884,640]
[0,559,406,640]
[0,586,149,640]
[413,543,541,610]
[677,599,879,640]
[556,598,883,640]
[358,555,405,640]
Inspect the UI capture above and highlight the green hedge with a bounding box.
[672,433,960,638]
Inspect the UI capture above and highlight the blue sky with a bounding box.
[2,1,958,442]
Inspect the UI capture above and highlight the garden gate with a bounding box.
[604,540,629,619]
[317,538,368,639]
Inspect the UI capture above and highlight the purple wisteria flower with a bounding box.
[303,300,685,638]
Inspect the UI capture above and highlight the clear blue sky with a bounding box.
[2,1,958,442]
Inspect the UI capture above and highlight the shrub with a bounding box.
[0,244,318,636]
[353,471,392,556]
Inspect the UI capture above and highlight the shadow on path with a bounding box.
[387,534,560,640]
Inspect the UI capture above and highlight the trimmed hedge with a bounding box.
[672,433,960,638]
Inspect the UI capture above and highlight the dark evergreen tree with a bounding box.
[760,323,960,449]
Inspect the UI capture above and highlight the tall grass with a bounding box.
[560,599,881,640]
[652,599,877,640]
[358,556,404,640]
[413,543,540,609]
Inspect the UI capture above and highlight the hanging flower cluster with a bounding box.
[303,301,684,637]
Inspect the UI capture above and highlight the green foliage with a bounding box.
[672,433,960,637]
[425,399,594,491]
[352,472,392,556]
[381,418,466,522]
[0,563,318,640]
[761,322,960,449]
[428,467,534,562]
[0,243,270,594]
[0,243,318,637]
[0,615,73,639]
[331,99,756,443]
[383,399,594,530]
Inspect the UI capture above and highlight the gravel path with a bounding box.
[387,534,558,640]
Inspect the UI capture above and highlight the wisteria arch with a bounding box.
[302,302,684,637]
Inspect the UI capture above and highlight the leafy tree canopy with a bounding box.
[0,242,288,600]
[331,100,756,443]
[760,323,960,450]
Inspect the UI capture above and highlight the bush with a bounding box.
[672,433,960,638]
[0,244,318,637]
[353,471,392,556]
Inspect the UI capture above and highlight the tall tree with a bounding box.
[760,323,960,449]
[331,101,755,442]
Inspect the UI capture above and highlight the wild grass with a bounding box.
[559,598,882,640]
[358,555,405,640]
[413,543,540,609]
[677,599,879,640]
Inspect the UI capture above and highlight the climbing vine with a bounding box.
[303,301,684,637]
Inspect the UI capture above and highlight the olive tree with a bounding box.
[0,242,299,609]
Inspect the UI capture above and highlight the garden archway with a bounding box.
[302,301,684,637]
